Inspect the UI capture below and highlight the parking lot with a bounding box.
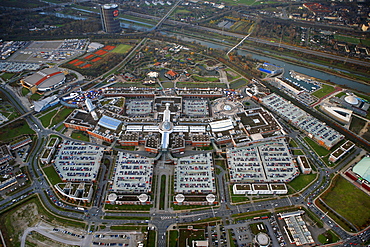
[7,39,88,64]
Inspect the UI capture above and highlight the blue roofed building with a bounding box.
[98,115,121,131]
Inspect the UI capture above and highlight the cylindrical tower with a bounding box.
[100,4,121,33]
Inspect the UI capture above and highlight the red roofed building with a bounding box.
[21,67,66,93]
[165,70,178,80]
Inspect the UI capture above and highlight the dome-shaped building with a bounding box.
[344,95,359,105]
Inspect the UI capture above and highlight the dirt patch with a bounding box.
[3,203,40,246]
[26,231,77,247]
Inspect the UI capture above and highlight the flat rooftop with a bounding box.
[53,141,104,182]
[227,139,298,183]
[175,152,216,194]
[262,94,343,149]
[111,152,154,194]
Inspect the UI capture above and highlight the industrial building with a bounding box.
[100,4,121,33]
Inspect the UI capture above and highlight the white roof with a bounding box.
[209,119,234,132]
[190,126,206,132]
[33,95,59,112]
[143,126,159,132]
[173,126,189,132]
[126,125,143,132]
[345,95,359,105]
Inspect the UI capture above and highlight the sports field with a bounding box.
[112,44,132,54]
[321,176,370,230]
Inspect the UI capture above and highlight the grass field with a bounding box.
[159,175,166,210]
[110,225,142,231]
[292,150,304,155]
[304,137,330,157]
[112,44,132,54]
[220,0,276,6]
[71,130,90,142]
[192,75,219,82]
[177,82,227,88]
[22,88,30,96]
[0,195,85,247]
[321,176,370,230]
[311,84,335,98]
[1,73,15,80]
[178,229,205,247]
[168,230,179,247]
[230,79,248,89]
[43,166,62,185]
[50,108,73,127]
[335,92,346,98]
[334,35,370,46]
[104,204,151,211]
[349,116,366,134]
[0,120,34,141]
[318,230,340,244]
[40,110,58,128]
[289,174,316,192]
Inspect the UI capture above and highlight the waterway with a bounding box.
[62,7,370,92]
[39,12,87,20]
[169,34,370,93]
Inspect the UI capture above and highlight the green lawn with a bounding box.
[318,230,340,244]
[174,8,191,14]
[1,73,15,80]
[178,229,205,247]
[289,139,299,148]
[321,176,370,230]
[159,175,166,210]
[21,88,30,96]
[349,116,366,134]
[292,150,304,155]
[30,93,42,101]
[230,79,248,89]
[112,44,132,54]
[71,130,90,142]
[0,120,34,141]
[335,92,346,98]
[192,75,219,82]
[39,110,58,128]
[104,204,151,211]
[220,0,276,6]
[334,34,370,46]
[110,225,142,231]
[43,166,62,185]
[168,230,179,247]
[249,222,267,234]
[177,82,227,88]
[50,108,73,127]
[304,137,330,157]
[289,174,316,192]
[311,84,335,98]
[146,230,156,247]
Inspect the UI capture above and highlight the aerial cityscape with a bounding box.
[0,0,369,247]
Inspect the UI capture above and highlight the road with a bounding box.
[128,10,370,68]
